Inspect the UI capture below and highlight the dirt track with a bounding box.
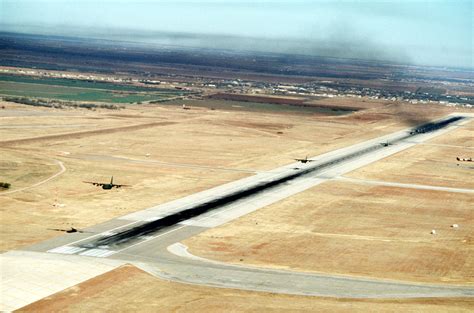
[0,121,176,146]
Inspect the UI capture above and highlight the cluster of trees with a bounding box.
[0,182,11,189]
[3,97,123,110]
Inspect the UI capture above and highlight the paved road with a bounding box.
[24,114,474,299]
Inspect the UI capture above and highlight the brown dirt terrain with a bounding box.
[18,264,474,313]
[347,120,474,189]
[0,98,470,265]
[0,102,117,141]
[426,120,474,147]
[0,150,58,190]
[184,123,474,284]
[1,121,176,146]
[2,96,473,311]
[209,92,306,102]
[306,96,391,110]
[185,181,474,284]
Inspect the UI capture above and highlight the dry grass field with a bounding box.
[1,97,472,311]
[184,119,474,285]
[347,120,474,189]
[18,264,474,313]
[1,98,456,251]
[306,96,392,110]
[185,181,474,284]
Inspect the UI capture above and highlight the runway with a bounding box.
[5,114,473,310]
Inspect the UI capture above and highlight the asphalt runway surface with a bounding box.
[25,114,474,298]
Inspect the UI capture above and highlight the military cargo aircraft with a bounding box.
[83,176,130,189]
[48,227,88,233]
[294,156,314,163]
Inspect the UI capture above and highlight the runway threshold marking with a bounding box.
[79,249,116,258]
[47,246,116,258]
[47,246,86,254]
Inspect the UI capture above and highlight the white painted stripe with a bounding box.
[98,251,116,257]
[47,246,86,254]
[47,246,68,253]
[178,220,200,226]
[47,246,70,253]
[139,236,154,240]
[79,249,102,257]
[100,232,117,237]
[67,247,87,254]
[79,249,116,258]
[145,216,162,222]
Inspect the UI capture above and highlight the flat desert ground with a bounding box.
[18,265,474,313]
[1,98,472,311]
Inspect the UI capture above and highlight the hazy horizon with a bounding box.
[1,0,472,69]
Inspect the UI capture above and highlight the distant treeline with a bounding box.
[3,97,123,110]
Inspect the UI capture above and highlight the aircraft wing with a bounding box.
[48,228,67,232]
[83,181,106,186]
[295,159,314,162]
[112,184,131,188]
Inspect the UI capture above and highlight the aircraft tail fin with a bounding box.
[111,176,114,184]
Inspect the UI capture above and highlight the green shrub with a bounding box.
[0,182,11,189]
[4,97,121,110]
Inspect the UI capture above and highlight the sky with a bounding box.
[0,0,472,68]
